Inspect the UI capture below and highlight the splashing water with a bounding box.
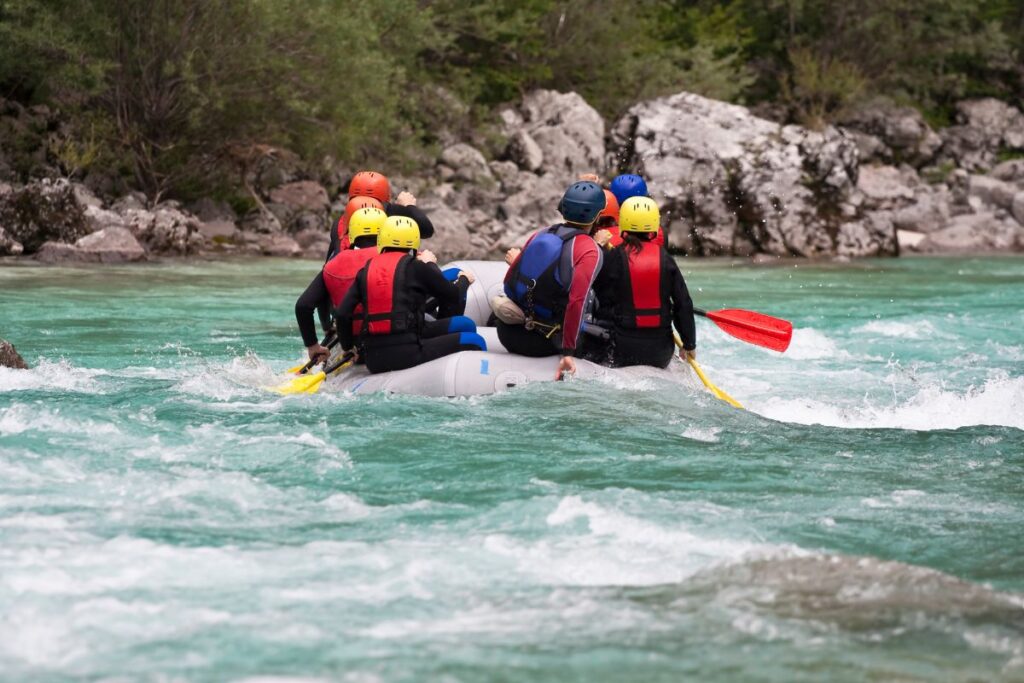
[0,257,1022,681]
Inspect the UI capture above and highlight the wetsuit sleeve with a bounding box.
[560,237,602,356]
[295,272,331,347]
[325,224,339,263]
[592,248,621,322]
[387,203,434,239]
[417,260,462,318]
[665,251,696,350]
[334,269,364,351]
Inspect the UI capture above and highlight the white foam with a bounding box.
[854,319,942,340]
[0,404,122,438]
[0,358,105,393]
[478,495,796,587]
[784,328,847,361]
[682,426,721,443]
[754,374,1024,431]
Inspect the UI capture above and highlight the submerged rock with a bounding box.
[0,339,27,369]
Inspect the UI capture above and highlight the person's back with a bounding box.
[497,181,605,379]
[594,197,696,368]
[334,216,485,374]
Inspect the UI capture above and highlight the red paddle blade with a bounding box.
[705,308,793,352]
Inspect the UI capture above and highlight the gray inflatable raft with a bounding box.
[442,260,509,326]
[318,261,680,397]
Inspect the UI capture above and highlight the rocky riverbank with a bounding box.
[2,90,1023,264]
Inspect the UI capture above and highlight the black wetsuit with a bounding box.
[334,253,483,374]
[295,236,378,346]
[593,239,696,368]
[325,203,434,262]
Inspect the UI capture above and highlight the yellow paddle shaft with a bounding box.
[673,331,744,410]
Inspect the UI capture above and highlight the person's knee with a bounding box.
[459,332,487,351]
[447,316,477,334]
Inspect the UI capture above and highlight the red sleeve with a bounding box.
[560,236,601,355]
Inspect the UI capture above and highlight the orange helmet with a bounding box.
[598,189,619,223]
[343,196,384,223]
[348,171,390,203]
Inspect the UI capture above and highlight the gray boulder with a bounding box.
[440,144,494,185]
[0,179,89,253]
[968,174,1018,210]
[75,226,146,262]
[0,227,23,256]
[123,206,203,256]
[839,102,942,166]
[609,91,881,257]
[914,212,1024,253]
[258,233,302,257]
[268,180,330,213]
[1012,192,1024,225]
[991,160,1024,184]
[502,90,605,181]
[957,99,1024,150]
[0,339,27,369]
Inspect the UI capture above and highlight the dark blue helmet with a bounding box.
[610,174,648,205]
[558,181,605,224]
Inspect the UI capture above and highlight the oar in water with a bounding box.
[285,333,337,375]
[673,331,744,409]
[696,307,792,352]
[272,352,355,395]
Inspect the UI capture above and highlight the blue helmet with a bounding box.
[610,174,648,205]
[558,181,605,225]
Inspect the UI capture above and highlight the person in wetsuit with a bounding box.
[497,181,605,379]
[326,171,435,261]
[296,207,388,365]
[592,197,696,368]
[334,216,486,374]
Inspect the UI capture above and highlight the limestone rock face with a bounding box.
[839,102,942,165]
[74,226,146,262]
[0,227,23,256]
[0,339,27,369]
[123,206,203,256]
[0,179,89,253]
[940,99,1024,172]
[913,212,1024,253]
[511,90,605,182]
[608,92,886,257]
[258,232,302,257]
[440,144,494,185]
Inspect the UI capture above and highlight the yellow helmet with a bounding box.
[348,207,387,240]
[619,196,660,233]
[377,215,420,252]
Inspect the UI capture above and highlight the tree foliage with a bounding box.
[0,0,1021,199]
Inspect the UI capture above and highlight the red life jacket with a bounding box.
[618,241,668,329]
[324,247,376,335]
[363,251,418,336]
[335,216,351,252]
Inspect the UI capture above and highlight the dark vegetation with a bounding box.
[1,0,1021,202]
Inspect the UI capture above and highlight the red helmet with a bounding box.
[598,189,619,223]
[348,171,390,203]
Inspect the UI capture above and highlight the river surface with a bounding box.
[1,256,1022,682]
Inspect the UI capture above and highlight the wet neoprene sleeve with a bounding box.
[295,272,332,347]
[666,253,697,350]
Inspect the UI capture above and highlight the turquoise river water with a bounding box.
[0,256,1022,682]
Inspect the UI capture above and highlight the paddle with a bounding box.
[285,332,337,375]
[673,331,744,409]
[272,352,355,395]
[696,307,792,352]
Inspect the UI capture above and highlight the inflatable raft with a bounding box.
[317,260,680,398]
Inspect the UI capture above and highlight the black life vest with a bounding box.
[505,224,584,321]
[616,241,669,329]
[362,251,419,336]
